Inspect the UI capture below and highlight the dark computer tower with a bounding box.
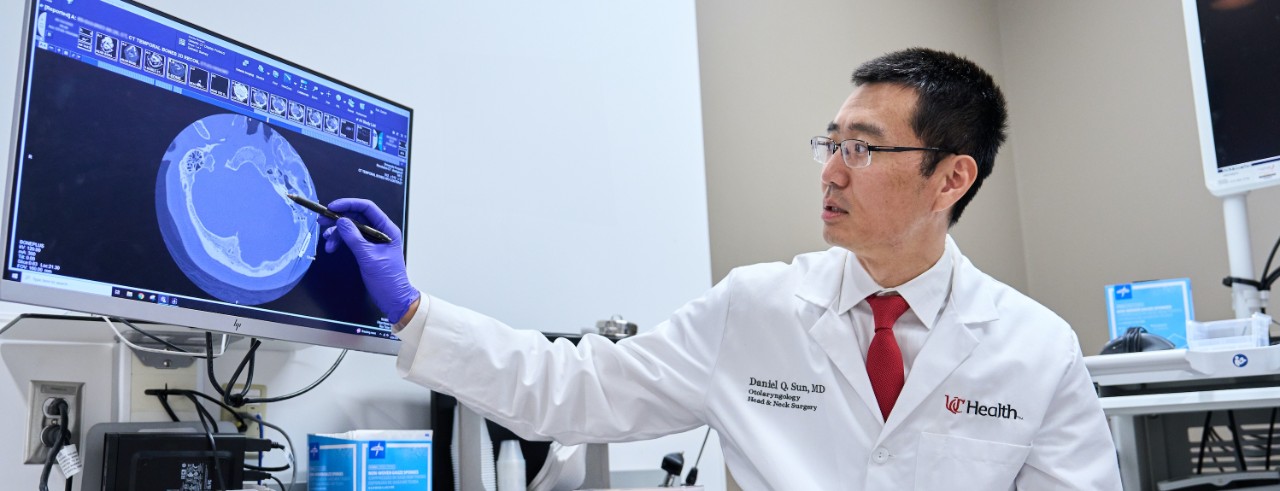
[101,432,247,491]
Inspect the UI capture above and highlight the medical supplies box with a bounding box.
[1105,278,1194,348]
[308,430,432,491]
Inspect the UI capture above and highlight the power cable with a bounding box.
[204,333,346,407]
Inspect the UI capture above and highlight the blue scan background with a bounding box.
[156,113,319,305]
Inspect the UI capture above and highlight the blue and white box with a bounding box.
[308,430,432,491]
[1105,278,1195,348]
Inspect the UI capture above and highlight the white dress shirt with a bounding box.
[842,250,954,379]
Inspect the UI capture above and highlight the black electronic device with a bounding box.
[659,452,684,487]
[1099,326,1176,355]
[101,432,267,491]
[1183,0,1280,197]
[5,0,414,354]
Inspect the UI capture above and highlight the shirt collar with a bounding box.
[837,237,956,330]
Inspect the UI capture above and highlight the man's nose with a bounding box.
[820,153,848,188]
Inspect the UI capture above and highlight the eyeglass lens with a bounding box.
[811,138,869,167]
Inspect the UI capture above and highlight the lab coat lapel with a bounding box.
[879,305,978,438]
[879,250,994,438]
[796,249,883,421]
[808,308,883,420]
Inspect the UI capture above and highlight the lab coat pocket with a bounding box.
[914,432,1031,491]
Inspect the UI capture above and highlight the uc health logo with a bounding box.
[944,394,1022,420]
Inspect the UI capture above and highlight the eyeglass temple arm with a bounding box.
[866,145,946,153]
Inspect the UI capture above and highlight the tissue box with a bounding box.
[308,430,432,491]
[1186,313,1271,351]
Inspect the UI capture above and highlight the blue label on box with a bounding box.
[308,432,432,491]
[1106,278,1194,348]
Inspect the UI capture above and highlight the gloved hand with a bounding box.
[318,198,420,323]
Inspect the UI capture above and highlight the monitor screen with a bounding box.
[2,0,412,354]
[1184,0,1280,197]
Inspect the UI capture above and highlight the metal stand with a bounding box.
[0,313,230,369]
[1223,193,1263,318]
[582,443,611,488]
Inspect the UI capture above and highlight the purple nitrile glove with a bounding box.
[318,198,420,323]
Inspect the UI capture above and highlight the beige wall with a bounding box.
[700,0,1272,358]
[995,0,1280,353]
[698,0,1027,294]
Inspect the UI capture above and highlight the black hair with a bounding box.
[851,47,1007,226]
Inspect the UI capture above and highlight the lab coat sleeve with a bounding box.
[1015,332,1123,490]
[393,273,736,445]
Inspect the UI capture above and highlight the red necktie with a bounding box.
[866,294,909,421]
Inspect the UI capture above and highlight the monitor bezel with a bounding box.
[1183,0,1280,198]
[1,0,413,355]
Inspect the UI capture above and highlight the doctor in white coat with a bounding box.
[321,48,1122,490]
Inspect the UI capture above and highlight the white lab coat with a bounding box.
[395,238,1122,490]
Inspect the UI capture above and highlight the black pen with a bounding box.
[287,194,393,244]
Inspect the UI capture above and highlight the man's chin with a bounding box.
[821,229,853,250]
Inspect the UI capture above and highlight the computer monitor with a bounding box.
[2,0,412,354]
[1183,0,1280,197]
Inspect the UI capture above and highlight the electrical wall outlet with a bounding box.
[221,384,267,437]
[24,381,83,465]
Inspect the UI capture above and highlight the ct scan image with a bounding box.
[155,113,319,305]
[14,50,401,328]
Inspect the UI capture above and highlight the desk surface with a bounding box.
[1099,385,1280,416]
[1087,344,1280,387]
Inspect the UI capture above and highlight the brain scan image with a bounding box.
[99,36,114,52]
[289,102,304,121]
[232,82,249,102]
[147,52,163,69]
[168,60,186,78]
[271,96,286,115]
[123,45,139,64]
[252,90,267,108]
[155,113,319,305]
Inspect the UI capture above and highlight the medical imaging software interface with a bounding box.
[6,0,412,338]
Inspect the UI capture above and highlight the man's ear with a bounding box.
[933,154,977,214]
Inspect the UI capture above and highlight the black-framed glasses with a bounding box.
[810,136,951,169]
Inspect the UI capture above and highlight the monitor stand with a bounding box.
[0,313,234,368]
[1222,193,1264,318]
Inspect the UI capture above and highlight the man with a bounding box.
[321,48,1122,489]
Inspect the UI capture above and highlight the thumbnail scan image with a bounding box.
[155,114,319,305]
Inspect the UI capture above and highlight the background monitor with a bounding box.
[2,0,412,354]
[1184,0,1280,197]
